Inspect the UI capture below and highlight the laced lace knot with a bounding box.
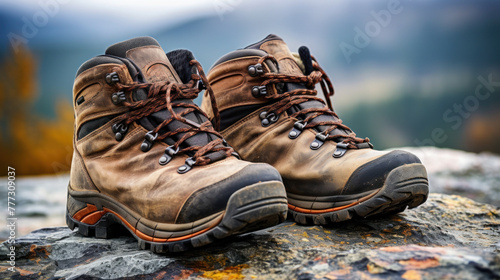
[111,60,233,168]
[256,55,370,150]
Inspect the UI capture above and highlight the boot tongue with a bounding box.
[106,37,224,161]
[246,35,351,139]
[106,36,181,84]
[245,34,303,76]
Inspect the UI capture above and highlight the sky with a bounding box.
[0,0,218,48]
[0,0,214,23]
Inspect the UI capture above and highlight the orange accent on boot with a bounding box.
[72,204,220,243]
[73,204,98,221]
[100,207,165,242]
[166,224,214,242]
[288,190,379,214]
[80,210,106,225]
[103,207,219,243]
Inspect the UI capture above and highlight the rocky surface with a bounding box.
[1,146,499,240]
[1,147,500,279]
[399,147,500,206]
[1,193,499,279]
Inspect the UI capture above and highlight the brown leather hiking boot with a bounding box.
[66,37,287,253]
[201,34,429,225]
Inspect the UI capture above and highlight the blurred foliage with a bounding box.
[465,112,500,153]
[0,47,73,176]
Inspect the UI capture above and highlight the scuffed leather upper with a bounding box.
[70,39,282,224]
[202,36,422,197]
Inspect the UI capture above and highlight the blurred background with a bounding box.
[1,0,500,176]
[1,0,500,237]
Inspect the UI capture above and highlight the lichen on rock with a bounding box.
[1,193,499,279]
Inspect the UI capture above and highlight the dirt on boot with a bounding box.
[201,34,429,225]
[67,36,287,253]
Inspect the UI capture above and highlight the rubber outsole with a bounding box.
[66,181,288,253]
[288,163,429,225]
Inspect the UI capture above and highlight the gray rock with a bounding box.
[395,147,500,206]
[1,147,499,241]
[1,193,499,279]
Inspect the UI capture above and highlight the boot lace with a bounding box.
[256,55,370,150]
[112,60,234,169]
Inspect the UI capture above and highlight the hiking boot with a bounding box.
[66,36,287,252]
[201,34,429,225]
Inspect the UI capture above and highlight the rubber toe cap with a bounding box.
[176,163,282,223]
[341,150,422,196]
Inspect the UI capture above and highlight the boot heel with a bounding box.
[66,211,95,237]
[66,192,124,239]
[66,210,124,239]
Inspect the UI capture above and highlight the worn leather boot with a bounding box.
[66,37,287,252]
[201,34,429,225]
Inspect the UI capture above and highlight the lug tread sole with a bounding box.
[66,181,287,253]
[289,163,429,225]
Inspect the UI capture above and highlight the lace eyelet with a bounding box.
[260,111,279,127]
[178,157,195,174]
[310,132,329,150]
[112,123,128,141]
[140,131,158,152]
[248,63,264,77]
[159,145,179,165]
[105,72,120,85]
[289,121,306,139]
[252,86,267,97]
[111,91,126,105]
[333,142,349,158]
